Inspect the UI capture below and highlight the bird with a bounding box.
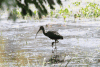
[35,26,63,48]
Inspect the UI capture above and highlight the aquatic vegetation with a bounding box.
[74,13,81,20]
[6,2,100,21]
[8,9,21,21]
[55,14,59,18]
[50,11,54,17]
[80,2,100,18]
[63,15,67,21]
[59,8,69,15]
[34,10,37,15]
[77,14,81,20]
[74,14,77,22]
[1,0,100,21]
[74,14,77,19]
[59,8,70,21]
[73,2,80,6]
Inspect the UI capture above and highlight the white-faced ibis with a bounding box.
[35,26,63,48]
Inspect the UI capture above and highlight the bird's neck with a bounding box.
[42,28,46,35]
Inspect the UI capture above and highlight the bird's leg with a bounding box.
[55,40,59,49]
[55,40,58,55]
[52,42,55,53]
[52,40,59,48]
[52,42,55,48]
[56,40,59,43]
[55,40,57,49]
[55,43,56,49]
[52,49,54,53]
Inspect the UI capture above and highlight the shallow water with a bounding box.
[1,0,100,67]
[0,17,100,67]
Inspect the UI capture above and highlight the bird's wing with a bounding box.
[46,31,63,39]
[46,31,61,36]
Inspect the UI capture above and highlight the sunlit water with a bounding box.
[1,0,100,67]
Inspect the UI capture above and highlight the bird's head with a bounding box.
[40,26,44,30]
[35,26,44,39]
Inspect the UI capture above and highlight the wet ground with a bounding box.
[0,17,100,67]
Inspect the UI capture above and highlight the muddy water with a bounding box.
[0,18,100,67]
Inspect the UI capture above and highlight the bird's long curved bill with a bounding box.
[35,29,40,39]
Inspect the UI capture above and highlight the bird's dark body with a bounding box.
[35,26,63,48]
[45,31,63,40]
